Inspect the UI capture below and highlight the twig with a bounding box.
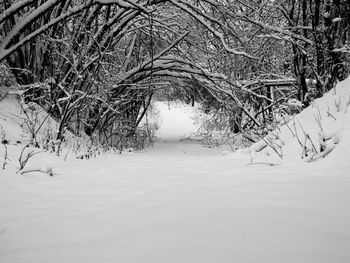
[306,134,318,154]
[317,106,322,120]
[261,136,283,159]
[2,143,8,170]
[20,167,54,176]
[314,108,324,131]
[297,119,318,154]
[64,148,70,161]
[18,144,46,172]
[327,111,337,120]
[334,97,341,112]
[306,143,337,162]
[281,114,295,137]
[247,162,280,166]
[292,117,304,148]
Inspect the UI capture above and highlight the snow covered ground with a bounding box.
[1,78,350,262]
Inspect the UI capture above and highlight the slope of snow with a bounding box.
[0,92,59,144]
[0,93,27,141]
[0,78,350,263]
[242,77,350,168]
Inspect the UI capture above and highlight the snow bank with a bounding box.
[0,92,27,142]
[0,92,58,144]
[0,92,77,174]
[241,76,350,166]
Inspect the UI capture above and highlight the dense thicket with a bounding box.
[0,0,349,148]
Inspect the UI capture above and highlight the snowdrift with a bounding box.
[241,76,350,165]
[0,90,78,175]
[0,90,58,144]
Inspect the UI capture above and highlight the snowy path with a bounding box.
[143,102,229,156]
[1,102,350,262]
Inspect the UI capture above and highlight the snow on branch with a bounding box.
[241,78,316,91]
[93,0,150,13]
[0,0,152,62]
[242,16,313,45]
[0,0,62,50]
[0,3,90,62]
[0,0,35,25]
[118,31,189,83]
[169,0,256,59]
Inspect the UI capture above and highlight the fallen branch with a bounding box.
[306,137,339,162]
[247,162,280,166]
[327,111,337,120]
[19,167,54,176]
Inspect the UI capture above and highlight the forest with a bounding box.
[1,0,349,150]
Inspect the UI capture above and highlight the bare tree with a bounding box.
[0,0,348,149]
